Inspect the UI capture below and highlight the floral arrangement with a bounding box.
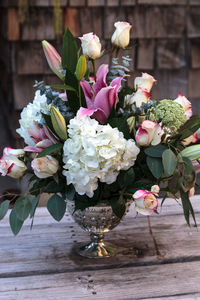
[1,22,200,235]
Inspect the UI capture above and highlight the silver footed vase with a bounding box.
[66,200,132,259]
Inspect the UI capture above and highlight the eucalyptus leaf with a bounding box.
[0,200,10,220]
[144,144,168,158]
[146,156,163,179]
[9,209,24,235]
[162,149,177,177]
[47,194,66,221]
[30,196,39,218]
[15,197,32,221]
[182,157,195,174]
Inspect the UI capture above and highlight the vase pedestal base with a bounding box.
[75,233,116,258]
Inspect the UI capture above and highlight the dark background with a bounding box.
[0,0,200,195]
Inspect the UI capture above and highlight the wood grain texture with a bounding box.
[7,8,20,41]
[0,196,200,299]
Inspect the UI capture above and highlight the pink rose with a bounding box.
[136,120,163,146]
[174,93,192,120]
[0,148,27,178]
[133,189,158,216]
[134,73,156,93]
[182,132,198,146]
[31,155,59,178]
[125,88,151,108]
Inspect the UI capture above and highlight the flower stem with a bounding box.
[92,59,97,81]
[78,82,82,107]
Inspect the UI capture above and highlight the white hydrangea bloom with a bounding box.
[63,114,140,198]
[16,90,51,146]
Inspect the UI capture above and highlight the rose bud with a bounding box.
[133,189,158,216]
[151,185,160,194]
[124,88,151,108]
[111,21,132,49]
[136,120,163,146]
[79,33,101,60]
[174,93,192,120]
[3,147,25,157]
[31,155,59,179]
[0,154,27,179]
[182,132,198,146]
[134,73,156,93]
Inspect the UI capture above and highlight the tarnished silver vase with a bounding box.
[67,200,132,258]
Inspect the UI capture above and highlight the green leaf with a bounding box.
[62,28,78,73]
[44,180,64,193]
[172,115,200,141]
[9,209,24,235]
[124,168,135,187]
[51,84,77,92]
[47,194,66,221]
[180,188,197,226]
[66,185,75,201]
[37,143,63,158]
[109,195,126,219]
[108,117,130,139]
[162,149,177,177]
[0,200,10,220]
[64,69,80,114]
[146,156,163,179]
[42,113,56,135]
[15,197,32,221]
[144,144,168,158]
[182,157,194,174]
[30,196,39,218]
[168,170,181,194]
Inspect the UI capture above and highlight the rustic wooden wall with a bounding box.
[1,0,200,146]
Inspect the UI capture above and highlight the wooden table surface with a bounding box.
[1,196,200,300]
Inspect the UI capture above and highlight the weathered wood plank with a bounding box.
[0,197,200,278]
[7,8,20,41]
[1,261,200,299]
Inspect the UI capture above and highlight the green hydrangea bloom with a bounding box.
[148,99,186,133]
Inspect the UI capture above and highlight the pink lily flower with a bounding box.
[42,40,65,81]
[79,64,123,124]
[24,122,58,153]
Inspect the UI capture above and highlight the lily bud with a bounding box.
[31,155,59,179]
[111,21,132,49]
[181,144,200,161]
[50,106,68,141]
[76,55,87,81]
[42,40,65,81]
[79,33,101,60]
